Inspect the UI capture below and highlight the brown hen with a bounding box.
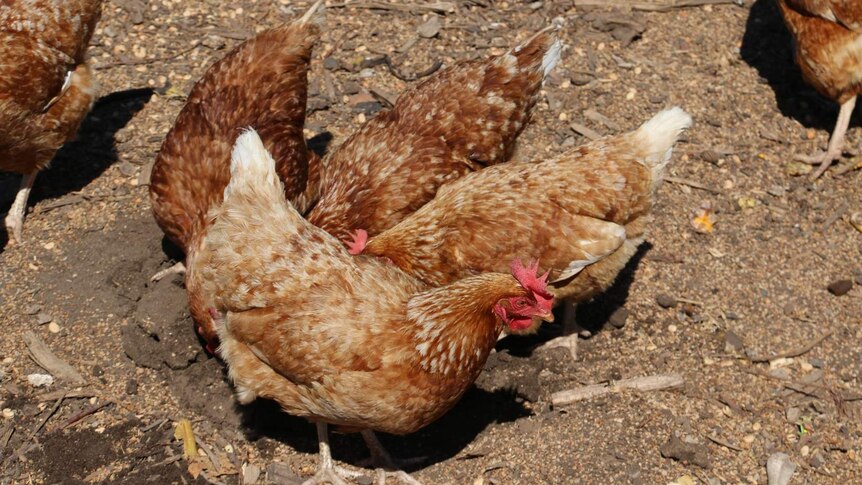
[149,2,323,347]
[189,129,553,484]
[353,108,692,332]
[777,0,862,178]
[0,0,102,244]
[307,28,562,242]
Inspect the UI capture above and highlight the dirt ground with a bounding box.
[1,0,861,484]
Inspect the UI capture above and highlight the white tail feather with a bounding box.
[633,107,692,187]
[542,39,562,78]
[225,129,281,200]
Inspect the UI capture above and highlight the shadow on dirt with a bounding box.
[739,0,839,131]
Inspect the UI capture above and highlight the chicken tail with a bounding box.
[224,129,284,202]
[631,107,692,190]
[508,26,562,80]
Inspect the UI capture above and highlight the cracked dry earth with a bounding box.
[1,1,861,484]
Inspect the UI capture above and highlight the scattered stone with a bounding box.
[725,311,740,320]
[810,453,824,468]
[656,294,678,309]
[767,453,796,485]
[35,312,53,325]
[125,379,138,395]
[360,54,387,69]
[342,81,362,95]
[242,463,261,485]
[118,161,136,177]
[785,407,800,423]
[265,462,302,485]
[724,330,745,354]
[571,72,595,86]
[767,185,786,197]
[27,373,54,388]
[608,307,629,329]
[322,56,339,71]
[92,365,104,377]
[2,408,14,419]
[48,321,61,333]
[24,305,41,315]
[417,15,441,38]
[306,97,331,112]
[852,268,862,285]
[827,279,852,296]
[356,476,374,485]
[809,358,824,369]
[660,434,710,469]
[767,368,791,380]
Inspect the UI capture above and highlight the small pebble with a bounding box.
[827,279,852,296]
[322,57,339,70]
[656,294,678,308]
[48,321,61,333]
[608,307,629,329]
[23,305,41,315]
[800,445,810,457]
[2,408,14,419]
[417,15,441,38]
[724,330,744,353]
[667,324,678,333]
[743,434,755,444]
[810,453,824,468]
[356,476,374,485]
[800,361,813,372]
[26,374,54,388]
[809,358,824,369]
[125,379,139,395]
[36,313,52,325]
[785,407,801,423]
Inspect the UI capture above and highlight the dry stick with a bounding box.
[59,402,112,430]
[326,1,456,14]
[0,423,14,450]
[746,330,833,363]
[705,434,742,452]
[23,331,86,385]
[819,202,848,233]
[574,0,740,11]
[383,55,443,82]
[665,176,722,194]
[551,373,684,407]
[36,388,96,402]
[95,42,202,70]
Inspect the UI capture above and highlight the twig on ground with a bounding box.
[746,331,832,363]
[59,402,112,430]
[819,203,848,233]
[36,388,96,402]
[23,331,86,386]
[141,417,169,433]
[575,0,742,12]
[383,56,443,82]
[95,42,202,70]
[705,434,742,452]
[665,176,722,194]
[326,2,456,14]
[551,373,684,407]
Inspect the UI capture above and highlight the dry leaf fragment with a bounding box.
[174,419,198,459]
[690,201,715,234]
[737,196,758,209]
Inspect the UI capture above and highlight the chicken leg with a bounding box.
[4,171,37,245]
[360,430,424,485]
[150,261,187,282]
[806,95,857,180]
[302,422,364,485]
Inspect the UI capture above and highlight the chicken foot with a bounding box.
[302,422,365,485]
[800,95,857,180]
[360,430,424,485]
[150,261,186,282]
[4,171,37,245]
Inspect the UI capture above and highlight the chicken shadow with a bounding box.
[497,242,652,358]
[0,88,153,248]
[739,0,840,131]
[238,384,530,469]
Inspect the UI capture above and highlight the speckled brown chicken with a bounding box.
[307,28,562,243]
[0,0,102,244]
[351,108,692,332]
[190,129,553,484]
[777,0,862,179]
[148,3,323,348]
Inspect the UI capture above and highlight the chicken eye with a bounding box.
[514,298,528,309]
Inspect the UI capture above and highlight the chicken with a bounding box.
[776,0,862,179]
[350,108,692,331]
[307,28,562,243]
[0,0,102,244]
[188,129,554,484]
[148,2,323,348]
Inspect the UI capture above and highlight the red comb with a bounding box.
[510,259,554,311]
[346,229,368,255]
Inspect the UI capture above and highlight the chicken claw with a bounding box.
[4,172,37,245]
[360,430,424,485]
[150,261,186,282]
[302,423,364,485]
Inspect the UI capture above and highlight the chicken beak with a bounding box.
[538,311,554,323]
